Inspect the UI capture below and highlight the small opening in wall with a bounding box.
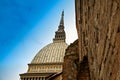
[96,35,99,43]
[117,26,120,33]
[96,27,99,43]
[110,72,112,76]
[99,66,101,72]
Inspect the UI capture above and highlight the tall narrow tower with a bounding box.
[20,11,68,80]
[53,11,66,43]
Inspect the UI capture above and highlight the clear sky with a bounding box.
[0,0,77,80]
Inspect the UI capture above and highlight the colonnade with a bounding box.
[21,77,46,80]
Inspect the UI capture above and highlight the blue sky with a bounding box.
[0,0,77,80]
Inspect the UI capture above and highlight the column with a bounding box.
[43,77,45,80]
[35,77,38,80]
[21,78,23,80]
[31,77,33,80]
[40,77,42,80]
[36,77,39,80]
[23,78,25,80]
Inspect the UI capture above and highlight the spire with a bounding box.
[53,11,66,43]
[59,10,64,26]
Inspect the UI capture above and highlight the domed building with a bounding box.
[20,11,68,80]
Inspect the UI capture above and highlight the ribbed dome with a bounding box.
[31,42,68,64]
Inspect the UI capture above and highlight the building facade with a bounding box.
[20,11,68,80]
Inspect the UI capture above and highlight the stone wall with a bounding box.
[63,40,79,80]
[75,0,120,80]
[62,40,90,80]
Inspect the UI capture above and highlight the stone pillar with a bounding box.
[43,77,45,80]
[40,77,42,80]
[37,77,39,80]
[31,77,33,80]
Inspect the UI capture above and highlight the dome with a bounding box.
[31,42,68,64]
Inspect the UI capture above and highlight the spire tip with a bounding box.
[62,10,64,16]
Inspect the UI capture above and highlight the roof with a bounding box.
[20,72,56,78]
[31,42,68,64]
